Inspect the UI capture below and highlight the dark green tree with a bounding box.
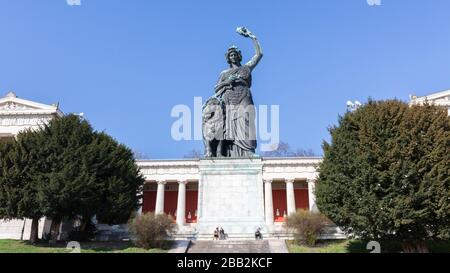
[38,115,144,239]
[0,134,45,243]
[36,115,97,239]
[0,115,144,242]
[82,132,144,226]
[316,100,450,252]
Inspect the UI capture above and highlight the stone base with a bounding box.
[196,158,266,236]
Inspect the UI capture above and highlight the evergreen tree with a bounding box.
[79,132,144,225]
[36,115,97,238]
[0,133,45,243]
[316,100,450,252]
[0,115,144,242]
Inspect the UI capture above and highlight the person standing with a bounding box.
[220,227,225,240]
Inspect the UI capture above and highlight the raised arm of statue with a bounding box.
[236,27,263,71]
[246,37,263,70]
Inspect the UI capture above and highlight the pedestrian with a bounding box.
[255,228,262,240]
[220,227,225,240]
[213,227,219,240]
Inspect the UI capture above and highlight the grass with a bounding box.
[287,240,351,253]
[0,240,170,253]
[287,239,450,253]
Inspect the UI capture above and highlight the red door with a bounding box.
[164,191,178,219]
[272,189,287,222]
[186,190,198,223]
[294,189,309,211]
[142,191,156,213]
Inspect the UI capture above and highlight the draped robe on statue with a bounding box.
[216,64,257,157]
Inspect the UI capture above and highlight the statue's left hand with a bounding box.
[228,74,240,82]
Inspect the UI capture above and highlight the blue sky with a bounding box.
[1,0,450,158]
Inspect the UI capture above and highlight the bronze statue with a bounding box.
[203,27,263,158]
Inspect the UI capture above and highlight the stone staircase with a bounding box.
[172,224,347,241]
[187,240,271,253]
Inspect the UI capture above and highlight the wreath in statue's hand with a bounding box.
[236,27,256,39]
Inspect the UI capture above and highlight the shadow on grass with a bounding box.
[347,240,450,253]
[22,240,174,252]
[288,239,450,253]
[346,240,401,253]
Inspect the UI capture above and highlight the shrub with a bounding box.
[128,212,176,249]
[285,210,331,246]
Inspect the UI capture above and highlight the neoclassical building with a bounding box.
[0,92,63,140]
[410,89,450,116]
[137,157,320,238]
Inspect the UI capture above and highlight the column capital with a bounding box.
[307,178,316,184]
[177,180,189,185]
[156,180,167,185]
[263,179,273,184]
[285,178,295,184]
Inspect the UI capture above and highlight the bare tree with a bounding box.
[184,149,203,159]
[132,150,149,160]
[261,141,316,157]
[293,148,316,157]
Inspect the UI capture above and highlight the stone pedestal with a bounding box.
[196,158,266,236]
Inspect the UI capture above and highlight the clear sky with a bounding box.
[1,0,450,158]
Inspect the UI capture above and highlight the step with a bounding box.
[187,240,271,253]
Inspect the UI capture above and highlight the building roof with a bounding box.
[0,91,63,116]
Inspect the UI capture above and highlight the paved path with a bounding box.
[187,240,273,253]
[168,240,190,253]
[268,240,289,253]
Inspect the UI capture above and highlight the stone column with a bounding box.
[155,180,166,215]
[264,179,274,225]
[285,179,296,216]
[176,180,188,226]
[137,183,145,215]
[307,179,317,212]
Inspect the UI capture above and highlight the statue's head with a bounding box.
[226,46,242,66]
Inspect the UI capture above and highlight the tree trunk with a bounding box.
[49,216,62,242]
[402,241,429,253]
[80,217,89,233]
[29,218,39,244]
[20,219,27,241]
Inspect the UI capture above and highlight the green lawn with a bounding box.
[287,240,351,253]
[287,239,450,253]
[0,240,169,253]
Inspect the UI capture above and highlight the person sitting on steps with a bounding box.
[255,228,262,240]
[213,227,219,241]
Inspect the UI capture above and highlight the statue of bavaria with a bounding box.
[203,27,263,158]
